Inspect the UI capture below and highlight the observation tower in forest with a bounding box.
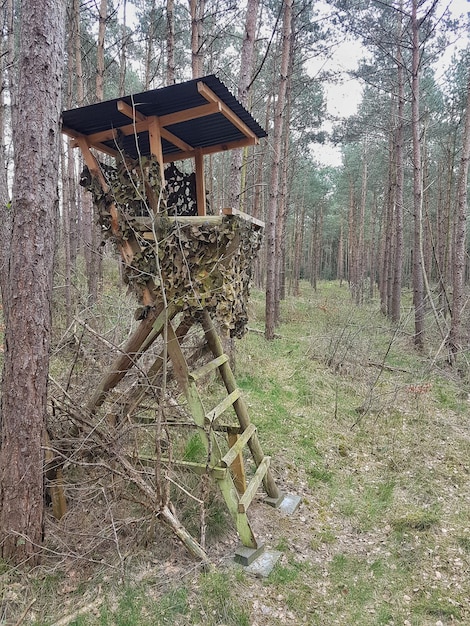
[58,75,298,565]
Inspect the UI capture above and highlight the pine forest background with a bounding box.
[1,0,469,349]
[0,0,470,575]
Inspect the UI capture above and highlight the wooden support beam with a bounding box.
[148,115,165,188]
[194,148,206,216]
[226,427,253,495]
[162,136,258,163]
[159,102,221,127]
[160,127,193,153]
[72,120,149,148]
[63,126,122,158]
[201,310,282,502]
[222,207,265,229]
[86,303,166,414]
[75,136,135,266]
[117,99,146,122]
[197,82,257,140]
[44,431,67,520]
[122,313,191,419]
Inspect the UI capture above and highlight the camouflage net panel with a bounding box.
[81,158,262,338]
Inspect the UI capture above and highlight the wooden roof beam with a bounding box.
[158,102,221,127]
[62,126,121,159]
[197,82,257,140]
[117,99,147,122]
[162,136,259,163]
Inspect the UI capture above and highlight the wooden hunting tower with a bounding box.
[61,75,288,563]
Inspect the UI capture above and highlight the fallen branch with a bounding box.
[14,598,37,626]
[247,326,282,339]
[50,597,103,626]
[367,360,411,374]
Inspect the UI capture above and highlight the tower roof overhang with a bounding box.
[61,74,267,162]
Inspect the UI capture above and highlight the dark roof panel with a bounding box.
[62,75,267,161]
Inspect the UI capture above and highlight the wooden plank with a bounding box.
[160,127,193,152]
[227,430,248,494]
[136,455,227,480]
[162,136,259,163]
[201,310,282,501]
[194,148,206,216]
[76,120,149,147]
[159,102,221,127]
[222,207,265,229]
[189,354,228,382]
[205,389,241,424]
[197,82,257,140]
[147,115,165,184]
[117,99,146,122]
[131,215,224,229]
[238,457,271,513]
[221,423,256,469]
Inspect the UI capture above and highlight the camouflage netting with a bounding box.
[80,157,263,338]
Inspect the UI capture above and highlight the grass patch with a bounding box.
[390,509,440,532]
[13,279,470,626]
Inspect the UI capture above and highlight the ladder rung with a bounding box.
[133,455,227,480]
[206,388,241,424]
[238,457,271,513]
[220,423,257,468]
[189,354,229,382]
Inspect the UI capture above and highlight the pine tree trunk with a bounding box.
[0,0,64,565]
[228,0,260,209]
[166,0,175,85]
[189,0,204,78]
[265,0,292,340]
[411,0,424,349]
[391,17,404,322]
[449,67,470,362]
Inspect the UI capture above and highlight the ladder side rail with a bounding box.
[201,311,281,501]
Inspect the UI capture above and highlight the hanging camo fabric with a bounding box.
[81,157,262,338]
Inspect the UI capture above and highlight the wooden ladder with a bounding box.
[165,308,283,549]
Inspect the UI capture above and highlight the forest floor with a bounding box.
[2,280,470,625]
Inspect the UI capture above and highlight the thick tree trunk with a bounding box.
[0,0,64,565]
[265,0,292,340]
[448,67,470,362]
[118,0,128,96]
[189,0,204,78]
[228,0,260,209]
[166,0,175,85]
[411,0,424,349]
[391,17,404,322]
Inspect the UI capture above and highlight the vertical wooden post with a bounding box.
[194,148,206,216]
[44,432,67,520]
[148,116,165,188]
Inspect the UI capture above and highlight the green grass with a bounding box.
[8,279,470,625]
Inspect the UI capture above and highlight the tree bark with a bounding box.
[391,9,404,322]
[265,0,292,340]
[411,0,424,349]
[166,0,176,85]
[189,0,204,78]
[0,0,64,565]
[448,66,470,362]
[228,0,260,209]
